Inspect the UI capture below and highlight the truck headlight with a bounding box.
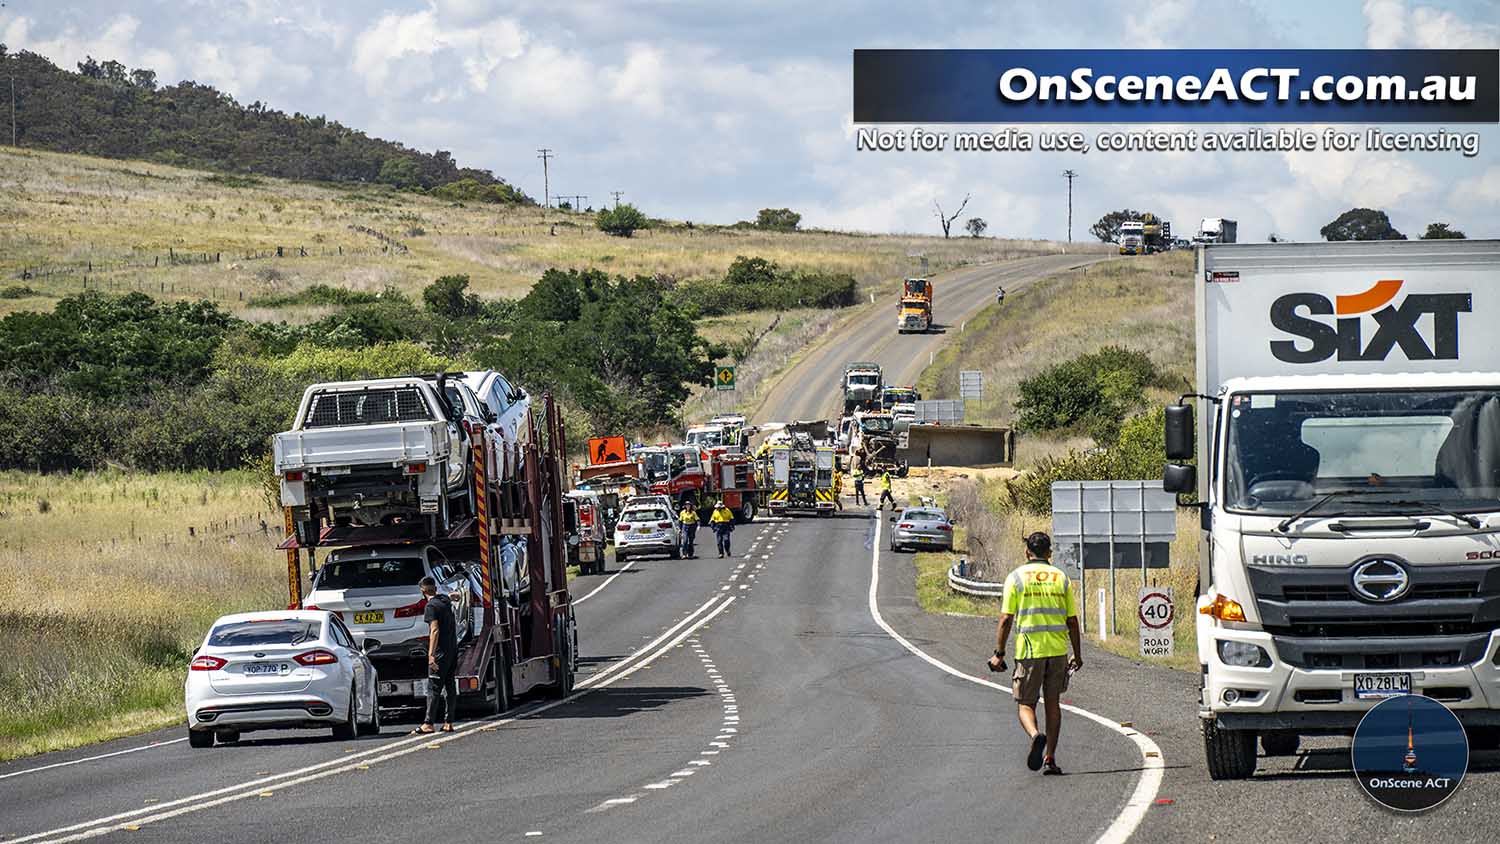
[1217,640,1271,668]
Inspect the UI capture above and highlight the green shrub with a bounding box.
[1014,345,1160,444]
[596,203,648,238]
[247,284,381,308]
[429,178,526,205]
[1003,407,1186,515]
[0,285,42,300]
[676,255,857,316]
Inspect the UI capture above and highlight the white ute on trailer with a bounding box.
[1163,240,1500,778]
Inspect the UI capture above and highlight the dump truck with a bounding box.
[843,362,884,414]
[897,277,933,333]
[281,393,577,714]
[848,410,906,476]
[762,422,836,516]
[1162,239,1500,780]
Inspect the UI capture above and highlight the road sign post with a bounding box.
[714,365,736,392]
[1138,586,1175,657]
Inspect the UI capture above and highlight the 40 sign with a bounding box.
[1138,587,1174,658]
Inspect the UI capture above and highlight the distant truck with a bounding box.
[897,278,933,333]
[1197,217,1238,244]
[1119,220,1145,255]
[843,362,884,414]
[1163,239,1500,780]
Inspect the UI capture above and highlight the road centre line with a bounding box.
[866,514,1163,844]
[15,597,738,844]
[573,558,638,606]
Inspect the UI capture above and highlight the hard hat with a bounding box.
[716,499,725,507]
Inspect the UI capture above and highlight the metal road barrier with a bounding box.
[947,562,1005,598]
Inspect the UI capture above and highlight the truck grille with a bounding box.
[1249,562,1500,644]
[1283,583,1480,602]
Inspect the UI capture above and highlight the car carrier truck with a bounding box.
[281,393,578,714]
[1162,240,1500,779]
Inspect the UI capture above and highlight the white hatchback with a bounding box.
[185,610,380,747]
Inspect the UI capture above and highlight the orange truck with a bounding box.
[897,277,933,333]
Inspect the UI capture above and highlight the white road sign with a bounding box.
[1138,587,1174,658]
[958,370,984,399]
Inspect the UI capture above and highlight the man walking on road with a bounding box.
[878,470,896,511]
[678,501,700,558]
[709,499,736,558]
[852,466,868,506]
[988,532,1083,775]
[418,576,459,734]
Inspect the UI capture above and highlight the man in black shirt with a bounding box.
[418,576,459,733]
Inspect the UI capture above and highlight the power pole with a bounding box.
[1062,169,1078,243]
[536,148,553,208]
[8,75,16,148]
[575,194,588,210]
[610,190,624,209]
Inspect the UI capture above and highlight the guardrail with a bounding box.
[946,561,1004,598]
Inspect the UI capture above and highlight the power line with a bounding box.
[610,190,624,209]
[536,148,554,208]
[1062,169,1078,243]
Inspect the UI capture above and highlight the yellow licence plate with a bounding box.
[353,611,384,625]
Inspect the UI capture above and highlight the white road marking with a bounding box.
[603,797,638,805]
[0,739,188,782]
[577,595,724,690]
[572,558,638,606]
[644,781,676,790]
[17,598,738,844]
[671,770,696,777]
[688,760,711,766]
[866,514,1163,844]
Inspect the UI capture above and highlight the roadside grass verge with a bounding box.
[0,470,280,761]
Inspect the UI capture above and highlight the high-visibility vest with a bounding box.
[880,473,892,491]
[1001,561,1078,660]
[710,507,735,524]
[679,508,699,524]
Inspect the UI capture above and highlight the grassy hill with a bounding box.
[0,148,1059,320]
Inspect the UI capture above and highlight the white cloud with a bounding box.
[1365,0,1500,48]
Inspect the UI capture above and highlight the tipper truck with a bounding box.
[843,362,884,414]
[1162,240,1500,779]
[897,277,934,333]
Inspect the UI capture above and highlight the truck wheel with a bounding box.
[738,501,756,523]
[1260,731,1299,757]
[896,463,909,478]
[550,625,575,699]
[188,729,214,749]
[1202,720,1257,780]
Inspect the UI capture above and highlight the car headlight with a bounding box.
[1217,640,1271,668]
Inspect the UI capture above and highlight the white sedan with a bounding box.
[185,610,381,747]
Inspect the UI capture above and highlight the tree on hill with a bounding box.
[932,194,970,239]
[965,217,988,238]
[1090,209,1155,243]
[0,47,531,197]
[755,208,802,231]
[596,203,648,238]
[1422,222,1467,240]
[1320,208,1405,241]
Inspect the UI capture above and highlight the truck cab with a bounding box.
[1163,240,1500,778]
[843,362,884,414]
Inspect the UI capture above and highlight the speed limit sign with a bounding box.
[1138,587,1174,658]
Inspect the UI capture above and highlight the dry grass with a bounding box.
[0,470,280,760]
[0,147,1054,320]
[918,251,1196,433]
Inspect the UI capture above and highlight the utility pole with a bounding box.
[8,75,16,148]
[1062,169,1078,243]
[575,194,588,210]
[536,148,553,208]
[610,190,624,209]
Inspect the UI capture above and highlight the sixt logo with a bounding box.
[1269,279,1471,364]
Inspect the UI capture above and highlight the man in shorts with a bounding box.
[987,532,1083,775]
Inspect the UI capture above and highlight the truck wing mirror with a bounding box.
[1163,463,1196,494]
[1164,403,1194,461]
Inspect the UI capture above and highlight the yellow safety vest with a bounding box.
[1001,561,1078,660]
[679,509,699,525]
[880,474,892,491]
[709,507,735,524]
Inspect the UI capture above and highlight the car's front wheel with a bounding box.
[188,729,214,749]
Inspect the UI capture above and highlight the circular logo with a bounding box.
[1352,695,1467,812]
[1138,590,1174,630]
[1351,558,1411,603]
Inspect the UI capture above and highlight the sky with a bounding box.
[2,0,1497,242]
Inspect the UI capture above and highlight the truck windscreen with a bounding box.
[861,417,894,433]
[1224,390,1500,515]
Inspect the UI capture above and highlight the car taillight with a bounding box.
[937,524,952,532]
[294,650,338,666]
[658,522,673,529]
[394,598,428,619]
[617,523,631,531]
[190,655,226,671]
[405,462,427,474]
[284,471,304,482]
[898,523,913,529]
[303,604,343,619]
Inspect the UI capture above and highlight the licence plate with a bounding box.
[244,662,286,676]
[637,528,652,534]
[353,610,385,624]
[1354,673,1412,699]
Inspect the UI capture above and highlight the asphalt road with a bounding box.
[755,253,1107,423]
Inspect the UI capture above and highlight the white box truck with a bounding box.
[1163,240,1500,779]
[1197,217,1238,244]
